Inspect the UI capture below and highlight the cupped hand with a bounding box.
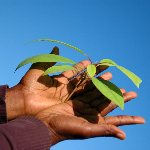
[6,47,107,120]
[5,46,142,125]
[36,91,145,145]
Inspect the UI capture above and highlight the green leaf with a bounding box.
[43,65,75,75]
[92,77,124,110]
[16,54,76,70]
[99,59,142,88]
[100,59,117,66]
[116,65,142,88]
[87,64,96,77]
[33,38,86,56]
[98,62,114,67]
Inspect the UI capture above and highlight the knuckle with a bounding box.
[80,60,91,67]
[105,125,113,135]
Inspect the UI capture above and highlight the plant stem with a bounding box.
[64,72,88,102]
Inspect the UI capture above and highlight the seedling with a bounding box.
[16,38,142,110]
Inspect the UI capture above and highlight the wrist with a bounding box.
[0,85,8,123]
[6,84,25,120]
[36,112,64,146]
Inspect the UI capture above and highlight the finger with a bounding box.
[82,123,126,140]
[20,47,59,86]
[57,60,91,84]
[100,72,112,80]
[99,92,137,116]
[53,115,125,140]
[120,88,126,94]
[78,87,125,109]
[105,116,145,126]
[123,91,137,102]
[30,46,59,70]
[54,60,91,85]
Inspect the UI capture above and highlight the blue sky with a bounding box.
[0,0,149,149]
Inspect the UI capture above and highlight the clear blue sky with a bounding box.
[0,0,149,150]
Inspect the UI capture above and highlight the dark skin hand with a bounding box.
[36,91,145,145]
[6,47,140,120]
[5,47,144,145]
[5,47,115,119]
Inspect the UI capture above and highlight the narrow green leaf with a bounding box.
[99,59,142,88]
[43,65,75,75]
[100,59,117,66]
[33,38,86,56]
[87,64,96,78]
[92,77,124,110]
[16,54,76,70]
[116,65,142,88]
[99,62,114,67]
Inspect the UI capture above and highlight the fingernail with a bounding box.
[134,116,145,124]
[117,133,126,140]
[138,117,145,124]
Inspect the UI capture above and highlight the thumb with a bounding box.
[19,46,59,87]
[82,123,126,140]
[29,46,59,70]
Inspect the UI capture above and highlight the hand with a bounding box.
[5,46,144,131]
[36,88,145,145]
[5,47,107,120]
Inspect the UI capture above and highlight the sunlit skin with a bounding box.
[6,47,145,145]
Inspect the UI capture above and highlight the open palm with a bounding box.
[7,47,109,118]
[37,91,144,145]
[7,47,141,122]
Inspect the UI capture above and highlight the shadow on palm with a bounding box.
[36,81,144,145]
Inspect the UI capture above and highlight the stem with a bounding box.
[64,62,108,102]
[64,72,88,102]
